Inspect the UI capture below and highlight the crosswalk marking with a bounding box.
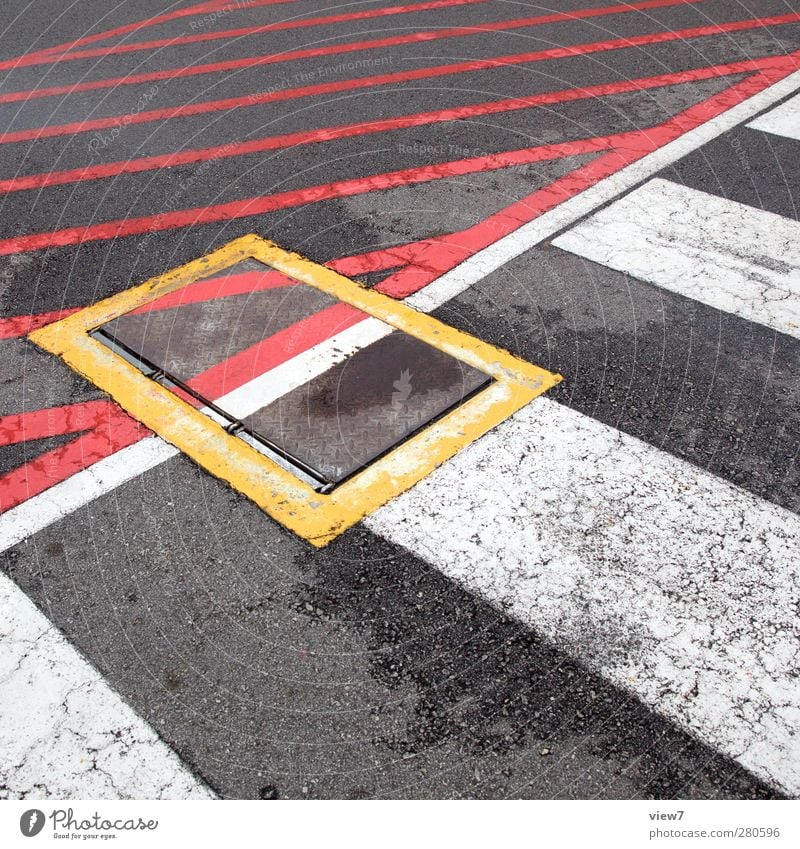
[551,178,800,340]
[747,93,800,141]
[366,397,800,796]
[408,66,800,314]
[0,572,212,798]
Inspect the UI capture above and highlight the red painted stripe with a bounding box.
[3,10,795,147]
[330,248,411,278]
[188,301,364,399]
[16,0,488,74]
[0,400,117,446]
[0,137,620,256]
[178,244,440,398]
[2,55,782,195]
[0,308,80,338]
[0,0,300,71]
[132,249,418,315]
[130,268,297,314]
[0,0,710,106]
[0,402,145,512]
[0,246,412,341]
[373,57,800,293]
[15,1,233,62]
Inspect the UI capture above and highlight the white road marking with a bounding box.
[551,178,800,339]
[408,68,800,313]
[0,571,214,799]
[4,65,800,798]
[366,398,800,796]
[747,92,800,141]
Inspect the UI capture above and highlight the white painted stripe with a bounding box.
[552,178,800,339]
[0,320,391,553]
[0,571,214,799]
[407,68,800,313]
[365,398,800,796]
[748,92,800,141]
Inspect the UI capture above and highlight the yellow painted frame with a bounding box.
[30,235,561,546]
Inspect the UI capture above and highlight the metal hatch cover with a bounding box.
[29,235,560,546]
[94,258,492,489]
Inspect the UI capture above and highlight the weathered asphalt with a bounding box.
[2,0,799,798]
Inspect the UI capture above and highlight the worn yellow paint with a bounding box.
[30,234,561,546]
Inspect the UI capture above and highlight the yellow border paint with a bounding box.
[30,235,561,546]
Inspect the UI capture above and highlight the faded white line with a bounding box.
[366,398,800,796]
[552,178,800,339]
[7,69,800,551]
[747,92,800,141]
[408,68,800,313]
[0,571,214,799]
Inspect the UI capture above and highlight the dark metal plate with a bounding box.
[101,259,337,385]
[242,331,491,484]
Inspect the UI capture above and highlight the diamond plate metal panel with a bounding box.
[102,259,336,384]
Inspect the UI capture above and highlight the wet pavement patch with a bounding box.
[29,235,560,545]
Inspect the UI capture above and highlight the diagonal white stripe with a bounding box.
[747,92,800,141]
[366,398,800,796]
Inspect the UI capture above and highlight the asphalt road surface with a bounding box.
[1,0,799,800]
